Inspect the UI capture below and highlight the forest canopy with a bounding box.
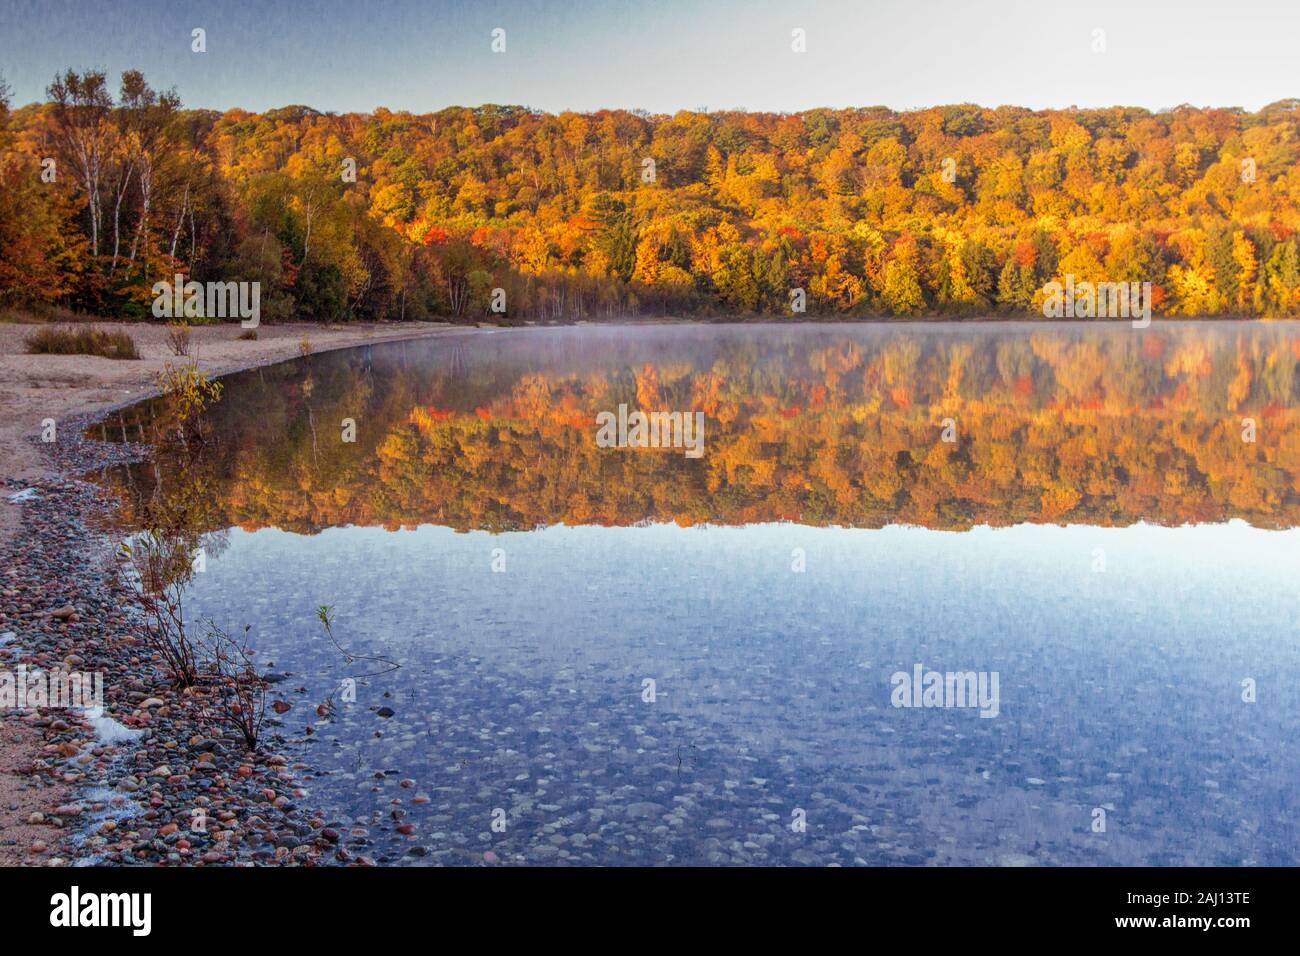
[4,70,1300,321]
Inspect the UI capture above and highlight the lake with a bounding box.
[92,322,1300,866]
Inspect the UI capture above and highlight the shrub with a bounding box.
[156,362,223,444]
[166,322,192,356]
[201,621,268,752]
[25,326,140,359]
[120,531,201,687]
[237,328,258,340]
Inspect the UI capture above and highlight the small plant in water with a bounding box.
[298,335,313,357]
[317,604,400,677]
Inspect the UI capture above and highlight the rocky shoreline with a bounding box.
[1,411,359,867]
[0,320,472,865]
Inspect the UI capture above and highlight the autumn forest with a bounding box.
[5,69,1300,322]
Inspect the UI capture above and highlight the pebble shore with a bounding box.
[0,416,353,866]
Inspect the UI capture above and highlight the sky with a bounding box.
[2,0,1298,115]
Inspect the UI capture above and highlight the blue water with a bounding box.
[97,322,1300,866]
[186,518,1300,865]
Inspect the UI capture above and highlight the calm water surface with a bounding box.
[95,323,1300,865]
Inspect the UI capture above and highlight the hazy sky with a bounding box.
[2,0,1297,114]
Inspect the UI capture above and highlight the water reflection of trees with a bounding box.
[94,328,1299,534]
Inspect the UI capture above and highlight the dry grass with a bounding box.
[24,325,140,360]
[1,305,87,324]
[166,322,193,356]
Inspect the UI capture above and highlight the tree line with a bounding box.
[3,69,1300,320]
